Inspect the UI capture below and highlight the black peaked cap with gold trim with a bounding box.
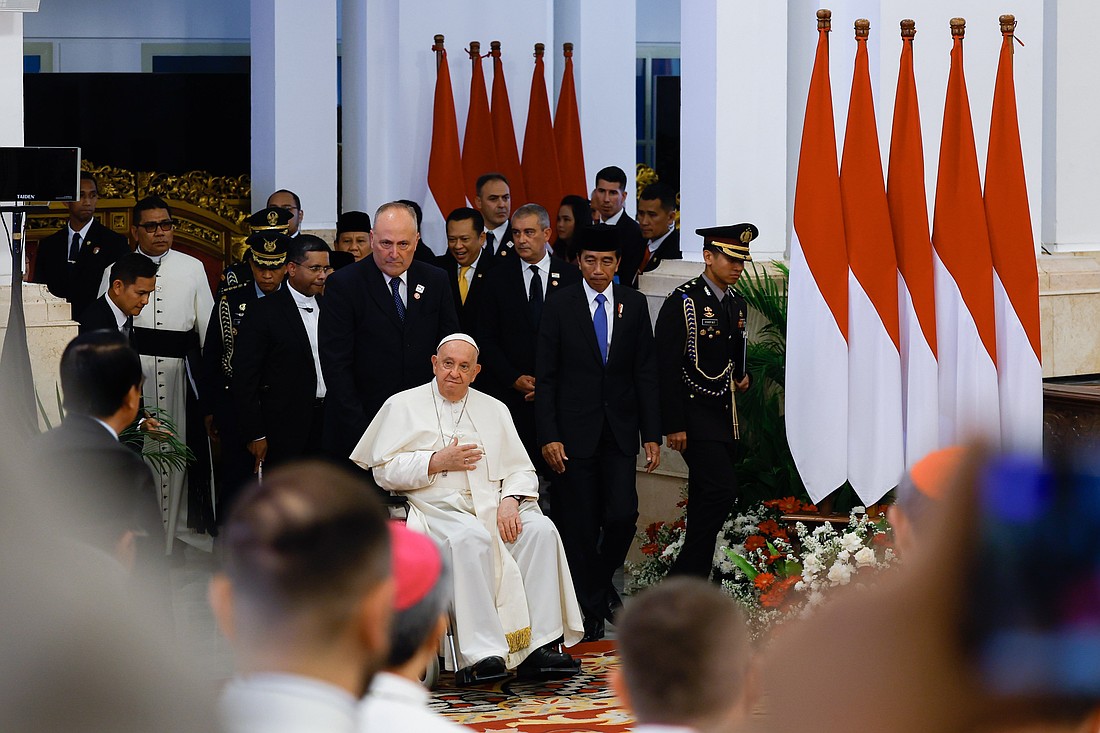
[697,223,757,262]
[248,206,294,234]
[245,232,292,268]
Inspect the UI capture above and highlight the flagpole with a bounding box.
[433,33,444,70]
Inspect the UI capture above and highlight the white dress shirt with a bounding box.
[602,207,625,226]
[647,225,674,254]
[521,250,550,295]
[582,278,615,346]
[66,218,94,262]
[219,673,358,733]
[383,271,408,308]
[485,221,510,254]
[105,293,128,331]
[288,285,327,398]
[359,671,467,733]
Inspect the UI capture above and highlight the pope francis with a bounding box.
[351,333,584,685]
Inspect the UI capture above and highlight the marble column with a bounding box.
[250,0,338,232]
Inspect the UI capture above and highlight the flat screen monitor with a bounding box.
[0,147,81,203]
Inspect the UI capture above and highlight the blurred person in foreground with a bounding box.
[888,445,962,556]
[352,334,583,685]
[612,577,755,733]
[360,523,468,732]
[211,461,393,733]
[745,446,1100,733]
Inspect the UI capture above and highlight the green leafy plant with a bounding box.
[35,385,195,473]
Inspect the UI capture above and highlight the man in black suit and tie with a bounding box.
[536,224,662,642]
[32,172,130,320]
[479,203,580,470]
[234,236,331,485]
[591,166,646,289]
[319,202,461,461]
[474,173,516,268]
[37,331,159,575]
[635,182,683,281]
[441,207,490,335]
[76,252,158,342]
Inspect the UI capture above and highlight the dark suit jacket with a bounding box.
[535,282,661,458]
[439,250,491,336]
[609,213,647,289]
[641,229,683,275]
[35,414,159,550]
[482,227,515,271]
[233,285,322,463]
[477,253,579,401]
[76,295,138,351]
[319,257,460,459]
[32,221,130,319]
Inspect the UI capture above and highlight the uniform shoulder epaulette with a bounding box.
[674,277,699,294]
[218,279,252,300]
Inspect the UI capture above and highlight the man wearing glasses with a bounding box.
[319,201,460,463]
[233,235,332,472]
[266,189,303,237]
[101,195,215,555]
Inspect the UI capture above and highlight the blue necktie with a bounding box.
[593,293,608,364]
[391,277,405,322]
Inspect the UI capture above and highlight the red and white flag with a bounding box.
[489,42,528,207]
[787,12,849,504]
[462,44,498,206]
[887,21,939,467]
[932,20,1000,447]
[554,43,587,197]
[521,44,563,233]
[985,19,1042,453]
[427,38,466,218]
[839,21,903,505]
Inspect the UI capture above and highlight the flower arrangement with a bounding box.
[715,498,896,640]
[628,495,897,642]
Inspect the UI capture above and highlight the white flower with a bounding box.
[802,553,823,575]
[852,505,866,514]
[794,580,806,591]
[808,590,825,606]
[854,546,877,567]
[813,523,830,537]
[836,549,850,562]
[828,562,853,585]
[840,532,863,554]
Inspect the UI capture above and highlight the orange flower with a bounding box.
[872,532,892,548]
[760,586,788,608]
[745,535,766,552]
[763,499,781,509]
[753,572,776,591]
[758,519,781,537]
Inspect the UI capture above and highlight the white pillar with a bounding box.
[554,0,637,204]
[1041,1,1096,252]
[680,0,789,262]
[0,11,24,279]
[250,0,338,231]
[341,0,368,213]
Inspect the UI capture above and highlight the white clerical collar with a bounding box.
[430,376,468,407]
[68,218,94,240]
[602,208,625,226]
[137,247,169,265]
[363,671,429,708]
[582,278,614,306]
[105,293,128,330]
[288,282,318,310]
[648,225,674,253]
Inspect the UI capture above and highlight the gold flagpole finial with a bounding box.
[855,18,870,39]
[950,18,966,39]
[999,14,1016,35]
[533,42,545,58]
[900,19,916,38]
[817,8,832,31]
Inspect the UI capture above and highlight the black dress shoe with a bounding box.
[605,587,623,623]
[581,617,605,643]
[454,655,509,687]
[516,643,581,679]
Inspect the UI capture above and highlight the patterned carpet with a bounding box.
[431,641,635,732]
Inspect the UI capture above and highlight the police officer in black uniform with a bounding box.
[202,230,291,522]
[654,223,757,578]
[218,207,294,292]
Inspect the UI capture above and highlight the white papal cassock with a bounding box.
[101,248,214,553]
[351,381,584,670]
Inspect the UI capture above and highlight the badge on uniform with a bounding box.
[703,306,715,318]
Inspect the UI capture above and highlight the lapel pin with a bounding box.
[617,303,624,318]
[92,246,101,255]
[415,283,425,294]
[551,272,560,279]
[414,293,421,300]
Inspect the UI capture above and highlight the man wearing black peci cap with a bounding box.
[536,223,661,642]
[654,223,757,579]
[334,210,372,264]
[201,231,291,522]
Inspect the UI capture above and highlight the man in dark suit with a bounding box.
[32,172,130,319]
[234,236,331,482]
[440,207,490,335]
[473,173,516,268]
[635,182,683,281]
[479,203,579,469]
[655,224,756,579]
[591,166,646,288]
[319,202,460,461]
[36,331,159,575]
[536,224,662,642]
[77,252,158,341]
